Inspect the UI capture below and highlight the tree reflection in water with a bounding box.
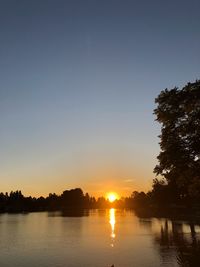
[48,208,89,217]
[154,220,200,267]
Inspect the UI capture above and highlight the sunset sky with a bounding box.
[0,0,200,197]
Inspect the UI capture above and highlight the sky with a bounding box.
[0,0,200,197]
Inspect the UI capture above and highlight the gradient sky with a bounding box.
[0,0,200,197]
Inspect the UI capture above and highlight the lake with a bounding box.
[0,209,199,267]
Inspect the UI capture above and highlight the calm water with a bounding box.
[0,209,200,267]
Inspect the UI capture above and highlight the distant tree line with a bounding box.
[0,188,129,213]
[0,188,159,214]
[0,189,95,213]
[0,187,182,214]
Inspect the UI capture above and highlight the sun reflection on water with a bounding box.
[109,208,116,247]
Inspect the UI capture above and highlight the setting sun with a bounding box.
[107,192,119,203]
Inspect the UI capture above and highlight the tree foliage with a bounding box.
[154,80,200,200]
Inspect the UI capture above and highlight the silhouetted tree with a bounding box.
[154,80,200,202]
[151,178,177,205]
[97,197,109,208]
[61,188,84,208]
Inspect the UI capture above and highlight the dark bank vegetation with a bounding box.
[0,188,125,213]
[0,188,94,213]
[1,80,200,217]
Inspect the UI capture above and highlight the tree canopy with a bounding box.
[154,80,200,201]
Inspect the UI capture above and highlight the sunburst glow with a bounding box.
[107,192,118,203]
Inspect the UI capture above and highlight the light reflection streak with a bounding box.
[109,208,116,247]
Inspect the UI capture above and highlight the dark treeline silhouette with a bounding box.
[1,186,200,216]
[0,188,127,213]
[0,188,154,213]
[0,189,94,213]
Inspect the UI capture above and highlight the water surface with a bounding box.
[0,209,199,267]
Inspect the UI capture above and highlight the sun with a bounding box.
[107,192,119,203]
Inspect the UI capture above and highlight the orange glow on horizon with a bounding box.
[106,192,119,202]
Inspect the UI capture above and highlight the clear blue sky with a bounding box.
[0,0,199,197]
